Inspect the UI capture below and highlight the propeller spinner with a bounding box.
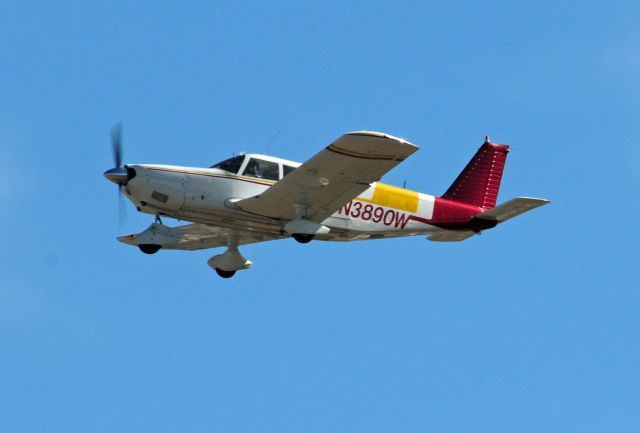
[104,122,128,185]
[104,122,136,224]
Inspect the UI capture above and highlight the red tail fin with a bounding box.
[442,137,509,209]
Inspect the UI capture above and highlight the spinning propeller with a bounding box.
[104,122,134,224]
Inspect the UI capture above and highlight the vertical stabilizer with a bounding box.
[442,137,509,209]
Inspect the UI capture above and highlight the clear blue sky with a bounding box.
[1,1,639,432]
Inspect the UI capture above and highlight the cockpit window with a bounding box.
[242,158,279,181]
[283,165,296,177]
[210,155,245,174]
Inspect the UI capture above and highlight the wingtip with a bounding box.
[346,131,419,149]
[117,234,137,246]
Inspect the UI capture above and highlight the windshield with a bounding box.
[210,155,245,174]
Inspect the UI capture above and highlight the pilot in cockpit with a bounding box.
[243,159,263,178]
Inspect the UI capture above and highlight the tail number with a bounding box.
[339,201,409,228]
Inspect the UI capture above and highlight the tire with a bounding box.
[215,268,236,278]
[292,233,314,244]
[139,244,161,254]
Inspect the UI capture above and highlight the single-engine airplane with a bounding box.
[104,126,549,278]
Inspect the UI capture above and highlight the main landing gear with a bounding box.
[285,204,327,244]
[207,237,253,279]
[214,268,236,278]
[292,233,315,244]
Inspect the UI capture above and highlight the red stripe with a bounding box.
[408,215,432,225]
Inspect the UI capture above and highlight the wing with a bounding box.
[474,197,550,223]
[233,131,419,222]
[117,223,284,251]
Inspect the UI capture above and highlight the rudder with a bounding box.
[442,137,509,209]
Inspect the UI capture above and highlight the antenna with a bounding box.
[263,130,281,154]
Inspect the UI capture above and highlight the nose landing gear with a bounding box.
[139,244,161,254]
[133,216,166,254]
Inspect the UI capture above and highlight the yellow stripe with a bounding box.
[236,175,276,185]
[149,167,276,185]
[359,183,419,212]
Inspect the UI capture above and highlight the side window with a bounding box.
[283,165,296,178]
[243,158,279,181]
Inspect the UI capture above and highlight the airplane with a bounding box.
[104,125,549,278]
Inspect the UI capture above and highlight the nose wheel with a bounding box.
[136,217,165,254]
[139,244,161,254]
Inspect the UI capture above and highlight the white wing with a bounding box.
[233,131,419,222]
[118,223,284,251]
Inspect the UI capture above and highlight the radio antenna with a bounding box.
[263,130,281,153]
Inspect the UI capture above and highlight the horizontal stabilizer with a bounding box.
[474,197,550,223]
[427,197,549,242]
[426,230,476,242]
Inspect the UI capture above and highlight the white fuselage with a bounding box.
[122,162,441,242]
[105,130,548,278]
